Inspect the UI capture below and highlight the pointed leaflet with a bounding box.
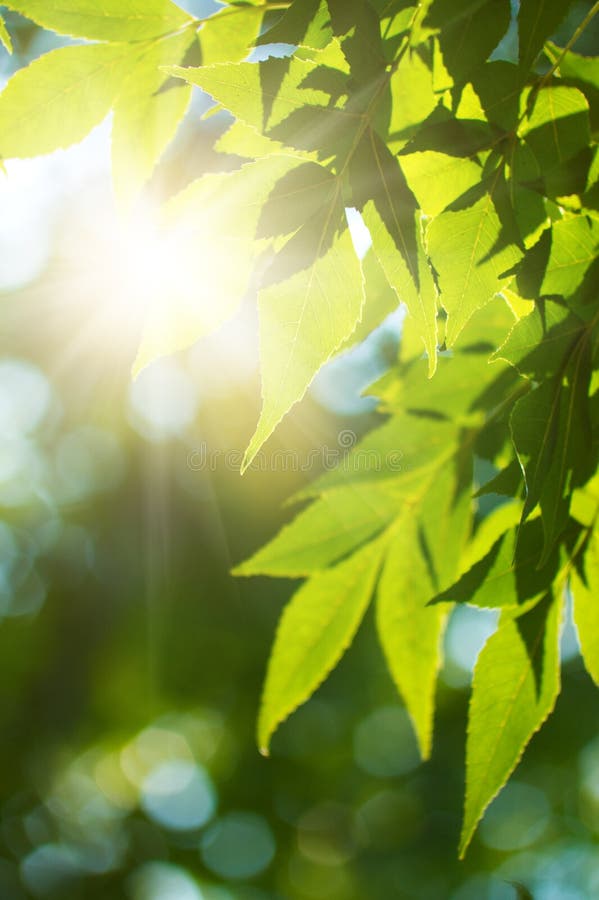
[431,517,559,610]
[112,31,194,209]
[511,337,593,562]
[518,0,575,73]
[255,0,332,50]
[3,0,192,41]
[460,592,562,857]
[426,191,522,346]
[335,247,399,354]
[0,13,12,54]
[0,43,138,159]
[351,129,437,374]
[571,526,599,686]
[168,55,356,164]
[377,463,471,759]
[258,536,387,754]
[134,156,303,375]
[377,520,446,760]
[243,221,364,470]
[234,482,404,577]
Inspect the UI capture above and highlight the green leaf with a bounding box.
[3,0,192,41]
[327,0,386,85]
[424,0,511,85]
[380,47,438,153]
[545,40,599,134]
[134,155,302,375]
[426,192,522,346]
[518,0,575,73]
[541,215,599,299]
[494,300,583,379]
[215,119,293,160]
[472,61,523,131]
[200,4,263,65]
[0,42,137,159]
[258,535,387,754]
[520,85,591,172]
[0,13,13,53]
[242,222,365,470]
[571,526,599,686]
[168,54,355,164]
[335,246,399,354]
[511,339,594,561]
[234,482,403,577]
[460,591,562,857]
[377,518,448,759]
[377,455,472,758]
[112,31,194,209]
[352,130,438,374]
[431,518,558,610]
[399,149,483,218]
[255,0,333,50]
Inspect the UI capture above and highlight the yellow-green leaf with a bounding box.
[258,535,387,754]
[242,224,365,471]
[571,527,599,686]
[460,592,562,857]
[0,43,137,159]
[112,31,194,209]
[3,0,192,41]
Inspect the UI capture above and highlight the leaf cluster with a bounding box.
[0,0,598,856]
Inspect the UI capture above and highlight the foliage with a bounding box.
[0,0,598,858]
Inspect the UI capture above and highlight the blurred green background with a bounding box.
[0,2,598,898]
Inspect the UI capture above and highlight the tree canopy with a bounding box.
[0,0,598,859]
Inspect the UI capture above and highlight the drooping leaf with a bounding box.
[510,339,594,561]
[460,591,562,856]
[377,518,448,760]
[234,482,403,577]
[242,222,365,470]
[3,0,192,41]
[258,535,387,754]
[377,455,472,758]
[351,129,438,374]
[0,42,138,159]
[430,517,558,610]
[426,192,522,346]
[0,13,12,53]
[571,525,599,686]
[518,0,575,73]
[112,31,194,208]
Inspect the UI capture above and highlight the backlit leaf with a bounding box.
[571,526,599,686]
[258,535,387,754]
[460,592,562,856]
[0,42,137,159]
[3,0,192,41]
[427,192,522,346]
